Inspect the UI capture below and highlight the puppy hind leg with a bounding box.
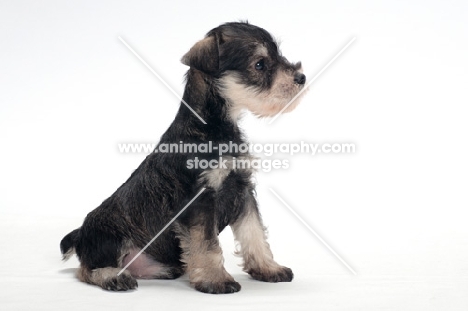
[231,195,293,282]
[75,224,138,291]
[77,266,138,291]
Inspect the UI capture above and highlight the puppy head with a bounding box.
[182,22,306,120]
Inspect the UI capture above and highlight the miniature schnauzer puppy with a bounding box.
[61,21,306,294]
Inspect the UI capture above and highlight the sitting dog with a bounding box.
[60,21,306,294]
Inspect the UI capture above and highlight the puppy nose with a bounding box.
[294,73,306,85]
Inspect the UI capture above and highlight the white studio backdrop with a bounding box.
[1,1,467,310]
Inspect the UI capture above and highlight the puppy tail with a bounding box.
[60,228,80,261]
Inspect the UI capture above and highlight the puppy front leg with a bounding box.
[177,223,241,294]
[231,195,293,282]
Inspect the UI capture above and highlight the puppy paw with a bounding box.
[102,273,138,291]
[249,266,294,283]
[193,281,241,294]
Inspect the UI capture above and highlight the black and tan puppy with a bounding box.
[60,21,306,294]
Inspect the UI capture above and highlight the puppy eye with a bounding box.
[255,59,265,70]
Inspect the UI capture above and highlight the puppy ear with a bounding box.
[181,35,219,75]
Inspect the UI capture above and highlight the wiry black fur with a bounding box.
[60,228,80,258]
[60,21,303,294]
